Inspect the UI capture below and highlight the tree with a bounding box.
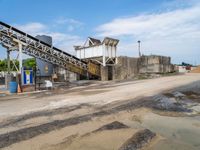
[0,58,36,71]
[0,59,20,71]
[182,62,192,67]
[23,58,36,69]
[0,59,6,71]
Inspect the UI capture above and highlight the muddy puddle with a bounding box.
[139,113,200,150]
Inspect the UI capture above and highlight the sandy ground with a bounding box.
[0,73,200,118]
[0,73,200,150]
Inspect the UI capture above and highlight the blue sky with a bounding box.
[0,0,199,65]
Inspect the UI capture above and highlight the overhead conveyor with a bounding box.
[0,21,100,77]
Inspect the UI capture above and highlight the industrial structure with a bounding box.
[0,21,175,92]
[0,21,100,77]
[74,37,119,66]
[74,38,174,81]
[35,35,54,77]
[0,21,101,90]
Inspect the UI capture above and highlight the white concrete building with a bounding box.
[176,65,197,73]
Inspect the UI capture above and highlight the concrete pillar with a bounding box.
[115,46,118,65]
[100,66,108,81]
[103,44,106,66]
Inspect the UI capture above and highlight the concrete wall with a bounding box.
[100,55,174,81]
[32,54,174,82]
[54,67,77,82]
[43,55,174,82]
[112,56,139,80]
[138,55,173,73]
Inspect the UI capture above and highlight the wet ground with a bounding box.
[0,89,199,149]
[0,74,200,150]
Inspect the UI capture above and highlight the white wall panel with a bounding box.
[76,44,117,59]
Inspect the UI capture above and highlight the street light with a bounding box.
[137,40,141,57]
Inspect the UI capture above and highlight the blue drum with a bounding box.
[9,81,18,93]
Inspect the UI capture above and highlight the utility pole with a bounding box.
[138,40,141,57]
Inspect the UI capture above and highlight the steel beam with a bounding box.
[0,21,88,75]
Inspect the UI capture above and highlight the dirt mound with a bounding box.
[119,129,156,150]
[152,95,191,112]
[190,66,200,73]
[94,121,129,132]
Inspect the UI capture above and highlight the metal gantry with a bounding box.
[0,21,92,76]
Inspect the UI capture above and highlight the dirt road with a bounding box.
[0,73,200,118]
[0,73,200,150]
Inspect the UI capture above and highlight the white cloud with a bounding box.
[56,18,83,25]
[15,22,84,54]
[48,32,84,54]
[96,1,200,64]
[96,5,200,39]
[55,17,84,32]
[16,23,47,36]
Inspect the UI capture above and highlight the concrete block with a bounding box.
[101,66,108,81]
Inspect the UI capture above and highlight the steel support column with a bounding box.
[7,49,10,74]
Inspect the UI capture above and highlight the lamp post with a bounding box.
[138,40,141,57]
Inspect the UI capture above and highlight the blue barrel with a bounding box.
[9,82,18,93]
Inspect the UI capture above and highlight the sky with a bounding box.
[0,0,199,65]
